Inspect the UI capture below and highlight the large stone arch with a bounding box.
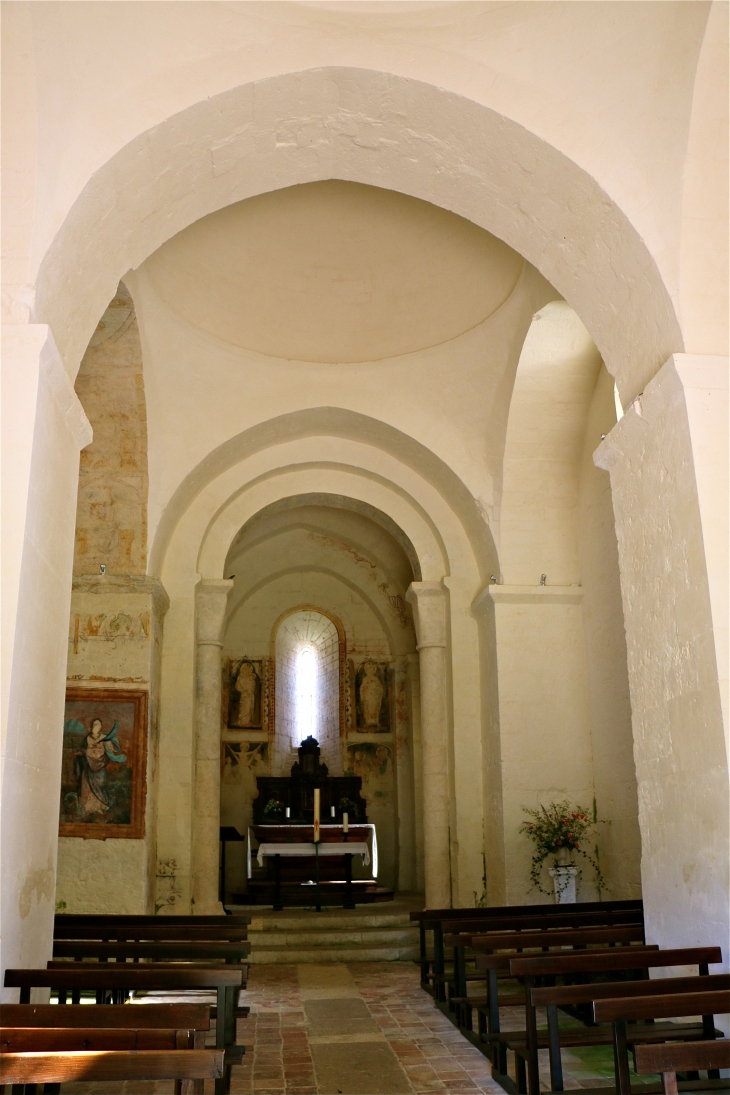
[151,407,493,587]
[34,67,682,403]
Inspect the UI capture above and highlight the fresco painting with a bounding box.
[354,660,390,732]
[60,688,147,838]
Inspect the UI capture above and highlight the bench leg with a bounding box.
[524,978,540,1095]
[516,1050,528,1095]
[547,1004,564,1092]
[661,1071,679,1095]
[612,1019,632,1095]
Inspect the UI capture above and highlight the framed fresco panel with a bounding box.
[59,687,147,839]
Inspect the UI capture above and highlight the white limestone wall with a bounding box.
[487,588,598,903]
[577,368,642,898]
[596,357,728,960]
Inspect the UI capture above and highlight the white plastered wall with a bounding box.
[486,303,641,902]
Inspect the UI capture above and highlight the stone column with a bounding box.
[1,325,91,997]
[393,655,416,893]
[595,354,728,957]
[191,578,233,915]
[406,582,451,908]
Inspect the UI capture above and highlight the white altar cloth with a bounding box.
[247,824,378,879]
[256,841,370,867]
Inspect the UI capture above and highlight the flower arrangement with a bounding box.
[519,800,606,897]
[337,796,359,817]
[263,797,285,816]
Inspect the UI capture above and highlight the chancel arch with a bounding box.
[217,503,420,896]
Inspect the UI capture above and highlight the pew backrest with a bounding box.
[634,1039,730,1075]
[449,925,645,950]
[0,1048,225,1085]
[410,899,643,922]
[51,940,250,962]
[530,972,730,1008]
[510,946,722,978]
[0,1003,210,1029]
[593,989,730,1023]
[1,1028,200,1052]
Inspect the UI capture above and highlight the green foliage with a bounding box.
[520,799,607,897]
[263,798,285,816]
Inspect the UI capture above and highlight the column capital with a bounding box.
[406,582,447,650]
[195,578,234,645]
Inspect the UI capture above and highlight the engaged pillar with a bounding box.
[191,578,233,914]
[406,582,451,908]
[595,354,728,954]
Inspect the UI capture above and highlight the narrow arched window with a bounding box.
[296,646,317,742]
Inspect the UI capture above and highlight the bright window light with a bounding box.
[296,646,317,741]
[614,382,624,422]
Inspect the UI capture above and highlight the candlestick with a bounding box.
[342,811,348,833]
[313,788,320,843]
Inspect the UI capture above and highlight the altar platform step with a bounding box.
[233,880,394,906]
[227,899,421,963]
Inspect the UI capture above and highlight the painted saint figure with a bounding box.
[359,662,384,727]
[76,717,127,815]
[234,661,258,726]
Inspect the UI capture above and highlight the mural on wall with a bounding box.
[59,688,147,838]
[224,658,264,728]
[221,741,269,785]
[347,742,392,779]
[354,660,390,731]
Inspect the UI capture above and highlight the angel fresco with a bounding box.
[60,689,147,838]
[64,716,127,816]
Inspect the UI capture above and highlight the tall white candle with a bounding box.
[330,805,335,818]
[285,807,290,818]
[313,788,320,843]
[342,811,348,834]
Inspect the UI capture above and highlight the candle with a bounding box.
[285,807,290,818]
[330,805,335,818]
[342,811,348,834]
[313,788,320,843]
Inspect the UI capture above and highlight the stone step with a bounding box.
[249,926,418,949]
[249,943,420,964]
[248,912,414,932]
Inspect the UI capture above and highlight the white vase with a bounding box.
[548,865,578,903]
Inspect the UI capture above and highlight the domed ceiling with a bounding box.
[143,181,524,363]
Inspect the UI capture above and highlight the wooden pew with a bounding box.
[54,923,250,941]
[55,914,250,925]
[4,967,244,1094]
[0,1048,224,1092]
[593,989,730,1095]
[514,974,730,1093]
[446,924,647,1029]
[51,940,250,964]
[1,1003,214,1094]
[506,946,723,1095]
[423,904,644,999]
[412,901,643,990]
[635,1039,730,1095]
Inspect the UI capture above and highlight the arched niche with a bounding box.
[269,605,348,778]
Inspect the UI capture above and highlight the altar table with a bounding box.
[249,829,374,909]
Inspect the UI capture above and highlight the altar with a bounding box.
[239,737,391,906]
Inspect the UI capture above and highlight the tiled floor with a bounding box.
[51,962,657,1094]
[231,962,502,1094]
